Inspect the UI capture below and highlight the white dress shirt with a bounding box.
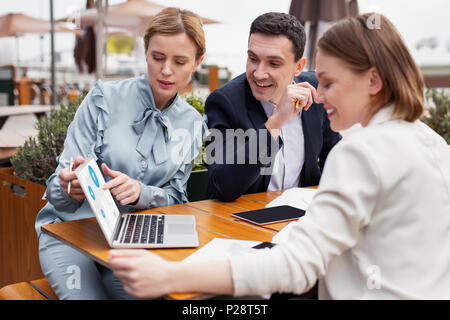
[261,101,305,191]
[230,105,450,299]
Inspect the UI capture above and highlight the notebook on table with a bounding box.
[75,155,199,248]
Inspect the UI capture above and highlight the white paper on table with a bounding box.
[265,187,318,211]
[271,221,298,244]
[183,238,271,300]
[182,238,261,263]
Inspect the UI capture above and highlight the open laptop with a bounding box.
[75,155,199,248]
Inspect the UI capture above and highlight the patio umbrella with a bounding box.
[0,11,78,104]
[60,0,218,35]
[0,12,75,62]
[289,0,359,70]
[0,13,74,37]
[59,0,218,78]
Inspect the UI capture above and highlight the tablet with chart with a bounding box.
[75,155,120,242]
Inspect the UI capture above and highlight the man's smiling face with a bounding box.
[246,32,303,106]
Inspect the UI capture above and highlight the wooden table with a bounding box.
[41,190,290,300]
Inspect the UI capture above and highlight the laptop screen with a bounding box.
[75,156,121,242]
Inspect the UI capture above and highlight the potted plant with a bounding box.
[183,93,209,202]
[0,165,47,287]
[422,88,450,144]
[0,97,81,287]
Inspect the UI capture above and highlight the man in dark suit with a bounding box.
[205,12,341,202]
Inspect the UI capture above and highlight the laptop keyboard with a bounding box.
[118,215,165,244]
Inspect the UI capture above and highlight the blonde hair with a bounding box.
[317,13,424,122]
[144,7,206,60]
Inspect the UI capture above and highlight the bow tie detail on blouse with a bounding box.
[132,108,172,165]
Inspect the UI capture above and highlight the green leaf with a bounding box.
[422,88,450,144]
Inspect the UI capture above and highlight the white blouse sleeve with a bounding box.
[229,139,381,296]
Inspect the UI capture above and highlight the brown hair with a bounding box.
[144,7,206,60]
[317,13,424,122]
[249,12,306,61]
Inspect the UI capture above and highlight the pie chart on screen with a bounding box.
[88,165,100,188]
[88,185,95,200]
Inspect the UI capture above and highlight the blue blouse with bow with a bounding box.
[35,74,205,236]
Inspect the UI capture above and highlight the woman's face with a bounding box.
[315,49,377,131]
[145,32,202,110]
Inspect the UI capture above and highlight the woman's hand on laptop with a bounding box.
[101,163,141,205]
[59,156,86,201]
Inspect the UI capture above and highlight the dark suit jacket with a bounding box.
[205,71,341,201]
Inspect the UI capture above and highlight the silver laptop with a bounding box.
[75,156,199,248]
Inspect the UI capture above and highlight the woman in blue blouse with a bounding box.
[35,7,206,299]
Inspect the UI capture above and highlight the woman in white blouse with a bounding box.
[108,13,450,299]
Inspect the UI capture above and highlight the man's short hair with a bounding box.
[249,12,306,61]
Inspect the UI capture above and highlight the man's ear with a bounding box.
[368,67,383,96]
[294,57,306,76]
